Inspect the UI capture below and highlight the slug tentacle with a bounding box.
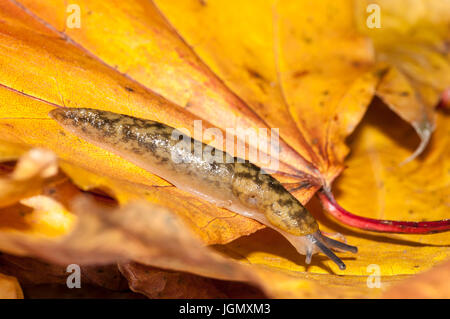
[306,233,347,270]
[49,108,357,270]
[314,231,358,253]
[305,245,313,265]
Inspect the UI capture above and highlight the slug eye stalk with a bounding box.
[305,231,358,270]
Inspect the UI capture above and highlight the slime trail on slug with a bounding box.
[49,108,357,270]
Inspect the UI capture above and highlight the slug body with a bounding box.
[50,108,357,270]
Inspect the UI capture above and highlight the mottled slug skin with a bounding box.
[232,163,318,235]
[49,108,319,237]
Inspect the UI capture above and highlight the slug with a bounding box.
[49,108,357,270]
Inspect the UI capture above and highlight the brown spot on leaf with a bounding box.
[374,67,389,78]
[351,60,362,68]
[257,82,267,94]
[185,100,194,109]
[292,70,310,78]
[246,67,266,82]
[303,36,313,44]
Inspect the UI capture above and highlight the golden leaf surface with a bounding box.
[0,272,23,299]
[0,148,58,208]
[356,0,450,160]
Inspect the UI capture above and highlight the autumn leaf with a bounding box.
[0,148,58,208]
[356,0,450,161]
[384,258,450,298]
[0,150,77,239]
[59,162,263,245]
[119,262,229,299]
[0,195,259,282]
[153,0,381,186]
[0,272,23,299]
[0,254,129,291]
